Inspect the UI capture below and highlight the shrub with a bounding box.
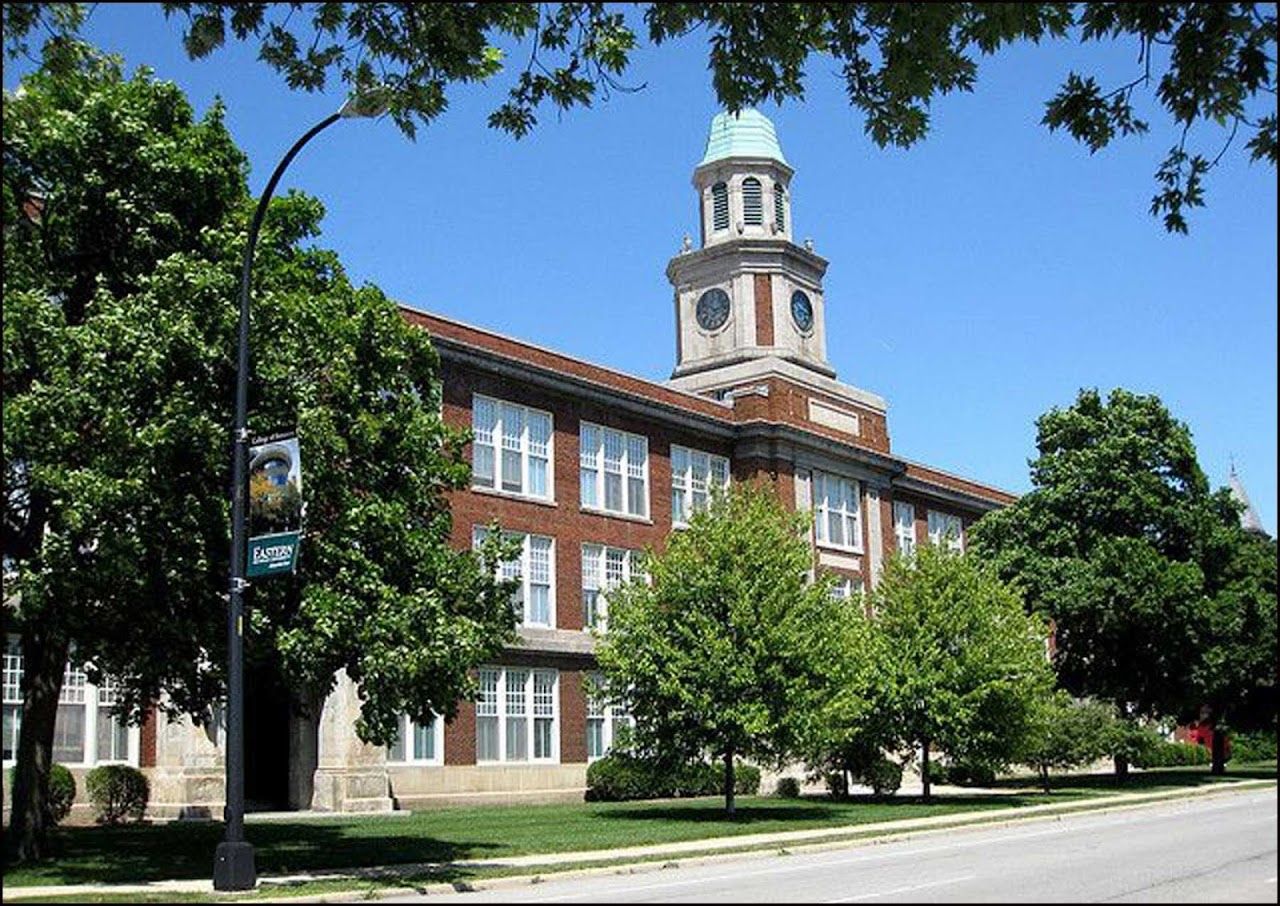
[924,760,949,786]
[585,753,656,802]
[48,763,77,823]
[945,761,997,787]
[1229,730,1277,764]
[85,764,149,824]
[5,764,76,825]
[775,776,802,798]
[1133,741,1210,768]
[734,763,761,795]
[585,754,759,801]
[862,758,902,796]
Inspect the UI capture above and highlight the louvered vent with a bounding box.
[774,184,785,231]
[743,177,763,225]
[711,182,729,231]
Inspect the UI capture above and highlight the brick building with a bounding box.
[3,109,1015,819]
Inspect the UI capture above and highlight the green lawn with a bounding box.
[4,763,1274,891]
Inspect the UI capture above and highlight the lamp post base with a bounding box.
[213,840,257,891]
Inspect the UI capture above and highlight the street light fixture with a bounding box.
[213,91,384,893]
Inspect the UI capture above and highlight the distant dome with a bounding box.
[699,108,787,166]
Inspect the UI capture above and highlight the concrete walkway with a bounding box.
[6,779,1274,902]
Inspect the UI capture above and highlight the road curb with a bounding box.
[7,779,1274,903]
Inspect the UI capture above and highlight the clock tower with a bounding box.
[667,109,834,387]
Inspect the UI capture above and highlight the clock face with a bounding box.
[696,288,731,332]
[791,290,814,332]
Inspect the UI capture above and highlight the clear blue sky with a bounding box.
[7,5,1277,531]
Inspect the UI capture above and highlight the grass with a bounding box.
[4,762,1274,895]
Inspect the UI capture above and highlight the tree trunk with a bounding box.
[1210,725,1228,776]
[10,632,70,863]
[1040,763,1051,795]
[921,739,931,802]
[723,745,736,816]
[1113,754,1129,779]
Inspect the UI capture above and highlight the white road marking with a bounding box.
[826,874,976,903]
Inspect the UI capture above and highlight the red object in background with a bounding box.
[1178,722,1233,758]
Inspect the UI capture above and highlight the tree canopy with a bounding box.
[3,39,515,859]
[594,483,853,814]
[969,387,1277,773]
[4,2,1274,233]
[869,543,1054,800]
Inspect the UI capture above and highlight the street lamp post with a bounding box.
[214,95,384,893]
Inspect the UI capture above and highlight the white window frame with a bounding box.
[581,544,644,631]
[670,445,730,527]
[579,422,649,519]
[2,636,139,767]
[812,471,864,553]
[927,510,964,552]
[585,672,634,762]
[471,394,554,501]
[893,501,916,555]
[473,529,557,628]
[475,666,559,765]
[385,712,444,766]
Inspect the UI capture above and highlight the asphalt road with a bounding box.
[391,787,1278,903]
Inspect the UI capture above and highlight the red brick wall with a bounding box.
[560,669,588,765]
[444,698,476,766]
[754,274,774,346]
[443,361,732,632]
[140,706,157,768]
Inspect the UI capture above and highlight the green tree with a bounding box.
[1190,517,1278,773]
[968,388,1274,776]
[595,483,851,815]
[797,584,893,799]
[5,3,1274,232]
[871,543,1055,801]
[2,41,515,861]
[1019,692,1117,793]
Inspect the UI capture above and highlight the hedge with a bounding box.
[1132,741,1210,768]
[585,753,759,801]
[1229,731,1277,763]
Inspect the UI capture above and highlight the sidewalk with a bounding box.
[6,778,1274,902]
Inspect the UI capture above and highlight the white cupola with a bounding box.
[667,109,833,383]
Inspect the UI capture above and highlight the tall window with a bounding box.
[473,529,555,627]
[386,712,443,765]
[774,184,786,230]
[711,182,729,231]
[893,501,916,555]
[476,667,558,763]
[671,446,730,526]
[3,636,137,766]
[581,544,643,630]
[580,423,648,518]
[742,177,763,225]
[472,395,553,500]
[585,672,634,761]
[3,638,22,763]
[813,472,862,552]
[927,510,964,551]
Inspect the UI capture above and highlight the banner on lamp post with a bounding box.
[247,434,303,578]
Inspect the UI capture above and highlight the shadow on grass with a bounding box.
[4,820,500,887]
[598,792,1051,825]
[987,763,1278,794]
